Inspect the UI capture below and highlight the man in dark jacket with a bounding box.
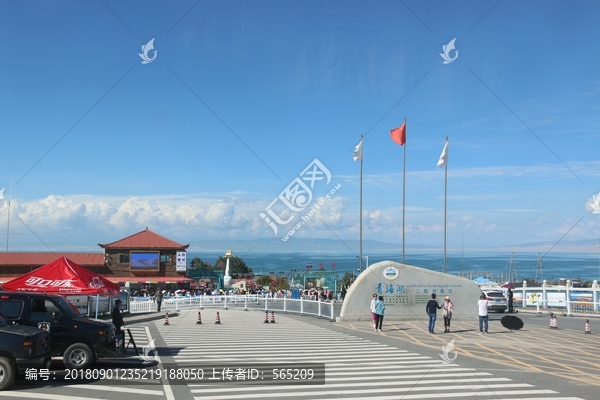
[112,299,125,334]
[155,288,164,312]
[507,288,514,313]
[425,293,442,334]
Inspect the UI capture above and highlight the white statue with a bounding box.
[224,250,232,288]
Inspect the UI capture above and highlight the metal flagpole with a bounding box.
[443,136,448,274]
[359,134,363,275]
[6,178,12,252]
[402,118,406,264]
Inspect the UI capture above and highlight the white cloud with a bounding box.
[204,200,234,226]
[493,209,544,213]
[17,195,96,230]
[484,224,496,232]
[1,191,599,250]
[555,218,587,237]
[315,196,345,225]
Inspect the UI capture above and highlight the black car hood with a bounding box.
[74,318,115,330]
[0,324,48,337]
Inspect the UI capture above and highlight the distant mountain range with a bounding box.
[507,239,600,248]
[189,238,408,253]
[491,239,600,253]
[187,237,600,253]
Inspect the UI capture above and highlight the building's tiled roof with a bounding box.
[0,252,105,267]
[99,228,189,250]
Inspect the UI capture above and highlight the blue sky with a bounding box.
[1,1,599,252]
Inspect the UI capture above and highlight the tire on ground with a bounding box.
[0,356,15,391]
[63,343,93,369]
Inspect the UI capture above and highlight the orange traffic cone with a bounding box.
[164,312,169,325]
[270,311,276,324]
[264,311,269,323]
[196,311,202,325]
[215,311,221,324]
[584,319,591,334]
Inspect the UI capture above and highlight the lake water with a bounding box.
[187,251,600,282]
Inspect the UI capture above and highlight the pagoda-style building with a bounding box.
[98,228,191,287]
[0,228,192,289]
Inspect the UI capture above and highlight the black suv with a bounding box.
[0,313,51,390]
[0,292,120,369]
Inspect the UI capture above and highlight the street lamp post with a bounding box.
[356,256,369,273]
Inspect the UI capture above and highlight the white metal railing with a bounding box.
[507,283,600,316]
[516,298,600,316]
[128,295,335,320]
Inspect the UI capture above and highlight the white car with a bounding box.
[482,290,507,313]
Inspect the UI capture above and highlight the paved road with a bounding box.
[0,307,596,399]
[160,309,591,400]
[329,310,599,400]
[1,325,165,400]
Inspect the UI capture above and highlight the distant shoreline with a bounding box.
[4,246,600,254]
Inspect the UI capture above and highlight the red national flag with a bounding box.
[390,122,406,146]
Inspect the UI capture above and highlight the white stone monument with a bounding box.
[338,260,482,321]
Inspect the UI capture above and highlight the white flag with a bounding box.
[353,139,363,161]
[437,141,448,168]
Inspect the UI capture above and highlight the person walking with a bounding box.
[426,293,442,334]
[507,287,514,313]
[374,296,386,332]
[156,287,164,312]
[478,293,489,333]
[370,294,378,329]
[442,296,455,333]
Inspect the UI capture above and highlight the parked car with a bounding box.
[482,290,507,313]
[0,292,120,369]
[0,313,51,390]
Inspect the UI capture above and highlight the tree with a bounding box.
[189,257,210,270]
[271,276,290,291]
[256,275,272,287]
[339,272,354,289]
[214,255,253,277]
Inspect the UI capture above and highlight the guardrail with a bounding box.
[507,283,600,317]
[128,295,335,320]
[515,298,600,316]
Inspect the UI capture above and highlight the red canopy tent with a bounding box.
[1,256,119,296]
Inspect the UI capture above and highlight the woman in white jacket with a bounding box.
[442,296,455,333]
[370,294,378,329]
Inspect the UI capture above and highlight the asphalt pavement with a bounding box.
[1,303,596,400]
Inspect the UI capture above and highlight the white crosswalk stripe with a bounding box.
[153,309,585,400]
[122,326,151,354]
[3,311,585,400]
